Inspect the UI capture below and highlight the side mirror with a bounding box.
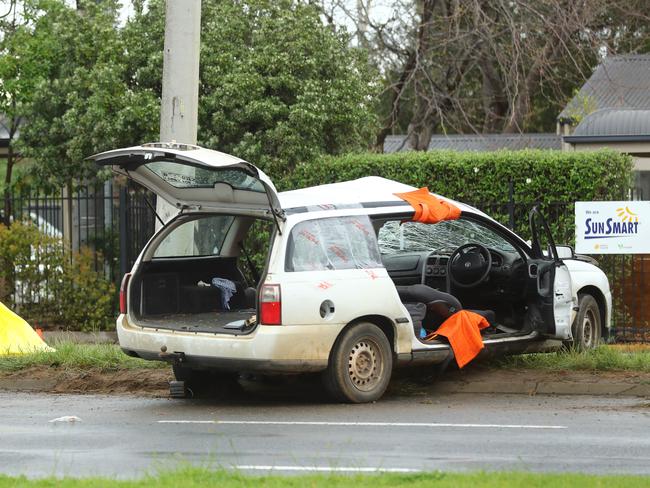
[556,245,574,259]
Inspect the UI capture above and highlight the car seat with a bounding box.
[396,284,496,331]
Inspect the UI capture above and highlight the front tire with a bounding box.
[569,294,601,351]
[323,322,393,403]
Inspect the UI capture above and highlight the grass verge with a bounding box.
[1,468,649,487]
[496,345,650,372]
[0,341,166,373]
[2,343,650,374]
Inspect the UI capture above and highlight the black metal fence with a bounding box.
[4,180,156,287]
[3,181,649,341]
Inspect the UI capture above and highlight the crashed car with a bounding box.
[91,142,612,403]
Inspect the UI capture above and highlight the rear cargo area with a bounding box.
[129,256,258,334]
[126,211,274,335]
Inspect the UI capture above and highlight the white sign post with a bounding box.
[575,201,650,254]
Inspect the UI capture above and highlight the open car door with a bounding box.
[89,142,283,221]
[527,207,574,340]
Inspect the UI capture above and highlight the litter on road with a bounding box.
[49,416,83,423]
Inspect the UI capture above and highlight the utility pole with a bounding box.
[157,0,202,228]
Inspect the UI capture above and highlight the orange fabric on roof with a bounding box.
[394,187,461,224]
[424,310,489,368]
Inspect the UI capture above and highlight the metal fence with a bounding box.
[3,181,649,341]
[4,180,156,288]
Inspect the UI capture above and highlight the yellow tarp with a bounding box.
[0,301,54,355]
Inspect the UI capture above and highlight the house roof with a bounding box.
[558,55,650,123]
[564,109,650,143]
[383,133,561,153]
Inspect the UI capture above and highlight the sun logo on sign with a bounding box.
[616,206,639,223]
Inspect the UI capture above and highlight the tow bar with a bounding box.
[159,346,190,398]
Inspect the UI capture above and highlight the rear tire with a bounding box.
[568,294,601,351]
[323,322,393,403]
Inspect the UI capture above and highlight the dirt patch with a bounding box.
[0,366,172,396]
[1,364,650,398]
[388,364,650,398]
[448,364,650,384]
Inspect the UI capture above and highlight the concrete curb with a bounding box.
[432,378,650,397]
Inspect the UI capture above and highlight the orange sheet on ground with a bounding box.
[394,187,461,224]
[424,310,489,368]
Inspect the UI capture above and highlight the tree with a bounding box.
[17,0,159,190]
[321,0,650,150]
[126,0,377,176]
[17,0,376,188]
[0,0,41,223]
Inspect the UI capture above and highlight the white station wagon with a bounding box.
[92,142,612,403]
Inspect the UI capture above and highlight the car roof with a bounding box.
[278,176,482,215]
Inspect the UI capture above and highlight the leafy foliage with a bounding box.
[0,220,115,331]
[16,0,376,188]
[52,247,116,331]
[0,219,61,308]
[280,149,634,242]
[16,0,160,190]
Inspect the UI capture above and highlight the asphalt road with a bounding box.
[1,389,649,479]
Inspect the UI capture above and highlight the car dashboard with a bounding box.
[381,248,525,298]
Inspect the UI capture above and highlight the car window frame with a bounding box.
[151,214,236,260]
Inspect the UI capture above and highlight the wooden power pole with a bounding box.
[157,0,202,227]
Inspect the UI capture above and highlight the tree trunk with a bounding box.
[2,146,13,227]
[374,51,417,152]
[2,115,18,227]
[406,0,438,151]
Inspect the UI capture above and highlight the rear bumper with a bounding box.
[116,314,343,373]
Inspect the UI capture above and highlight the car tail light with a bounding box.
[260,284,281,325]
[119,273,132,314]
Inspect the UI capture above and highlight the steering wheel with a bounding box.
[448,243,492,288]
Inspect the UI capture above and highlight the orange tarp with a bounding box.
[394,187,461,224]
[424,310,489,368]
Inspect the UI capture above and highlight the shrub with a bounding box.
[0,220,62,321]
[282,149,632,201]
[51,247,116,332]
[0,220,115,331]
[278,149,633,241]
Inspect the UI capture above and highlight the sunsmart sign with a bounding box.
[575,201,650,254]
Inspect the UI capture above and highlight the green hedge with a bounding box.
[278,149,633,242]
[281,149,632,202]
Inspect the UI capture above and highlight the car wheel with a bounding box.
[569,294,601,351]
[172,364,241,398]
[323,322,393,403]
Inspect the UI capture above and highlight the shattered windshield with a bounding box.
[378,219,516,254]
[145,161,265,192]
